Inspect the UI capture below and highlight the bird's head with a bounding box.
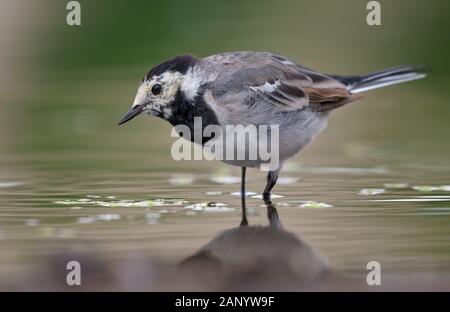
[118,55,198,125]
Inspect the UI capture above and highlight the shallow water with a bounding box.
[1,135,450,290]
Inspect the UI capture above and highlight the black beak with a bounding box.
[118,105,144,126]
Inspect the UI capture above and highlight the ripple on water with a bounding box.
[358,188,386,196]
[54,197,189,208]
[358,183,450,198]
[284,200,333,208]
[51,181,450,226]
[298,201,333,209]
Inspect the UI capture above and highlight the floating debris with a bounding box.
[154,199,189,206]
[384,183,410,189]
[413,185,440,192]
[358,188,386,196]
[97,200,156,208]
[413,185,450,192]
[185,202,227,209]
[299,201,332,208]
[55,198,157,208]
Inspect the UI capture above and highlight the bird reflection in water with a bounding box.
[178,199,334,291]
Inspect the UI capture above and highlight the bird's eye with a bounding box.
[151,84,162,95]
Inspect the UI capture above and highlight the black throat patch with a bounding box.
[166,89,219,145]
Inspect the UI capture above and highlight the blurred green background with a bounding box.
[2,0,449,168]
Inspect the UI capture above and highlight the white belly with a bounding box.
[204,110,329,170]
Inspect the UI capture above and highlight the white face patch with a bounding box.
[132,71,183,115]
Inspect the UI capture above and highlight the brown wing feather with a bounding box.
[303,87,362,112]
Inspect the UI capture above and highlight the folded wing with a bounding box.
[209,59,360,113]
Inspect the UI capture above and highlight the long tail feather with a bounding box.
[330,66,426,94]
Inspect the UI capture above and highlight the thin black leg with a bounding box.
[262,170,278,201]
[240,167,248,226]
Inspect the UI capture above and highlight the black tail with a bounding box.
[330,65,426,94]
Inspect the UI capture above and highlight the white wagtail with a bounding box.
[118,51,425,225]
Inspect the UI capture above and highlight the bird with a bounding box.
[118,51,426,226]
